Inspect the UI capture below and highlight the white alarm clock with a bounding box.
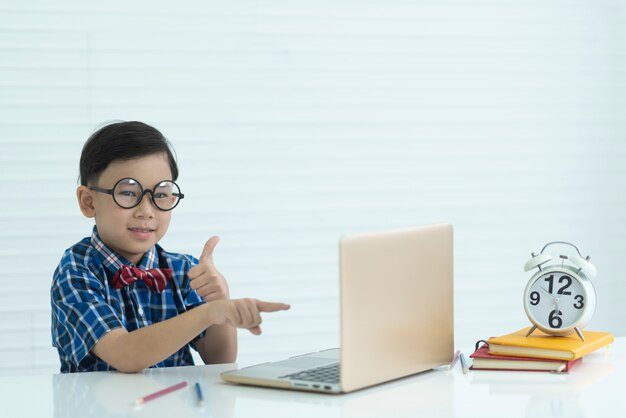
[523,241,597,341]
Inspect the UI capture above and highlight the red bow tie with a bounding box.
[111,265,173,293]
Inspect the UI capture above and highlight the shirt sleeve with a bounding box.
[176,255,208,348]
[51,266,124,370]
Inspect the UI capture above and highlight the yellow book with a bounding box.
[487,328,614,361]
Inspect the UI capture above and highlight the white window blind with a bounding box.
[1,0,625,375]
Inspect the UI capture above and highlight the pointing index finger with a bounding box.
[256,301,291,312]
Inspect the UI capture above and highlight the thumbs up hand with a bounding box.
[188,236,230,302]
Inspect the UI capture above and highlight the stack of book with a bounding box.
[469,327,614,373]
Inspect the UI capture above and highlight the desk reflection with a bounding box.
[13,338,623,418]
[468,349,614,418]
[52,365,235,418]
[218,369,454,418]
[52,366,454,418]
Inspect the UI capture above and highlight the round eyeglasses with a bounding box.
[89,178,184,211]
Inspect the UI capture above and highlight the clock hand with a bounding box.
[538,285,556,301]
[554,298,559,314]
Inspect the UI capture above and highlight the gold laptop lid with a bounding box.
[339,224,454,392]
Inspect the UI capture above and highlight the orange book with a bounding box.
[487,328,614,361]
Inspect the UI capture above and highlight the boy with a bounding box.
[51,121,290,373]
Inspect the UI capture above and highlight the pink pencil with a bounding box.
[135,381,188,405]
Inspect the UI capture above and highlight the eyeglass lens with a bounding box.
[113,178,181,210]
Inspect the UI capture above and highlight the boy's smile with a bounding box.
[77,152,175,265]
[128,227,157,239]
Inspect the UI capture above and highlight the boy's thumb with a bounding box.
[199,236,220,263]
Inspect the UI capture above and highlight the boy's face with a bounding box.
[77,152,174,265]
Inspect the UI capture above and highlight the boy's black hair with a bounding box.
[79,121,179,186]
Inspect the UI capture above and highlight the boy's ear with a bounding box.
[76,186,96,218]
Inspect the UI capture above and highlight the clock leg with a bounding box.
[525,325,538,337]
[574,327,585,342]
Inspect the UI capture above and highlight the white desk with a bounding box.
[3,338,622,418]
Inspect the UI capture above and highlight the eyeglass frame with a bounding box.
[89,177,185,211]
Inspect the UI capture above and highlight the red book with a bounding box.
[469,343,579,373]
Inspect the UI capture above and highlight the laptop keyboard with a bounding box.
[280,363,340,383]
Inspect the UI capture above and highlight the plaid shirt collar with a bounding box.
[90,226,160,276]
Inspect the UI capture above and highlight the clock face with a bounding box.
[526,271,587,330]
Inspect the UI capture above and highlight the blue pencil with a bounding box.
[459,352,469,374]
[194,382,205,407]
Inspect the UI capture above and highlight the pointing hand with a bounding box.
[206,299,291,335]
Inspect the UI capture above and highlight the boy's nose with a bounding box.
[133,194,157,218]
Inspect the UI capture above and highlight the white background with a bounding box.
[1,0,625,375]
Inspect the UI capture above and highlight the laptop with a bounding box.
[221,223,454,393]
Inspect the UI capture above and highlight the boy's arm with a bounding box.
[93,299,289,373]
[194,322,237,364]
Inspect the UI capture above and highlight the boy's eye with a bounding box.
[118,190,137,197]
[153,192,170,200]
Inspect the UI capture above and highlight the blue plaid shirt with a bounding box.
[51,227,206,373]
